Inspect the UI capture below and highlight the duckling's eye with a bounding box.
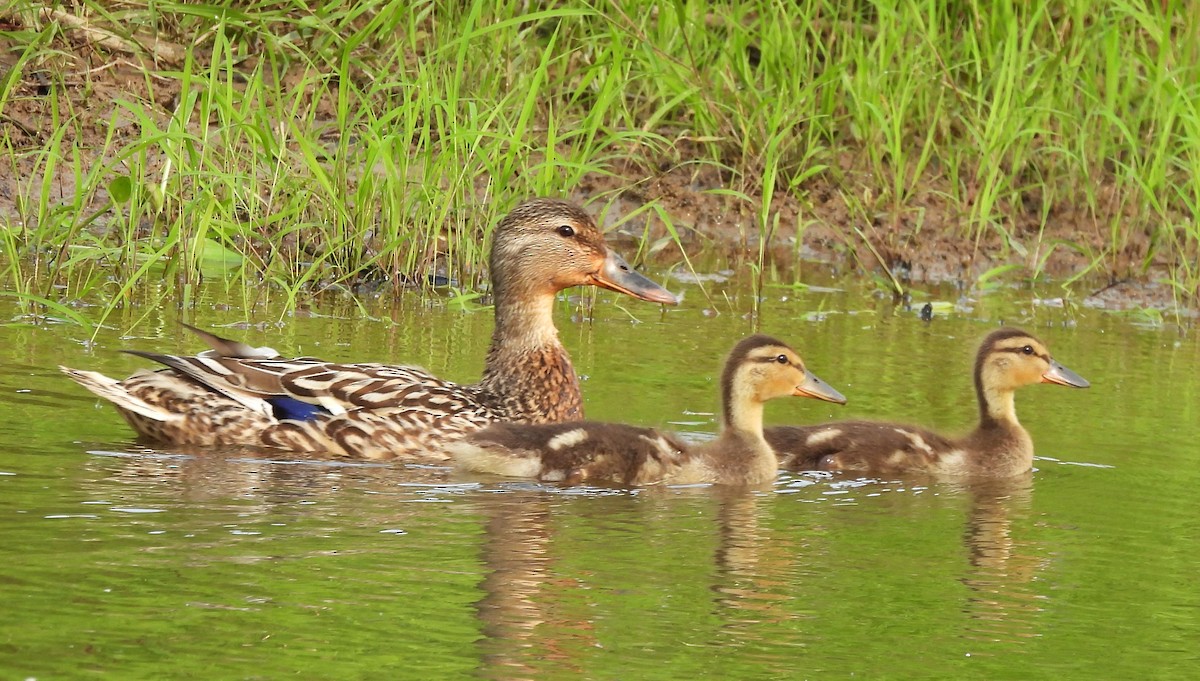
[776,354,788,364]
[557,224,575,238]
[1021,345,1034,355]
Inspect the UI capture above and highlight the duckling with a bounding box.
[450,334,847,486]
[61,199,678,459]
[764,327,1090,478]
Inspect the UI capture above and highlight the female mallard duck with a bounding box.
[450,334,847,486]
[764,327,1089,478]
[61,199,678,459]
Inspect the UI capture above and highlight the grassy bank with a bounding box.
[1,0,1198,328]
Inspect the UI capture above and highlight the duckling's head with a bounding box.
[489,199,677,304]
[720,335,846,429]
[975,328,1090,395]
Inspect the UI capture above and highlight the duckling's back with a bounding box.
[767,421,961,475]
[450,421,692,486]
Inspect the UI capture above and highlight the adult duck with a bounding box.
[451,334,846,486]
[765,327,1089,478]
[62,199,678,459]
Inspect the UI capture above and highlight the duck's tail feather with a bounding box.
[118,349,277,417]
[183,323,279,359]
[59,366,176,422]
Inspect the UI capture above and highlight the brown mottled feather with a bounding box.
[767,327,1087,478]
[61,198,676,460]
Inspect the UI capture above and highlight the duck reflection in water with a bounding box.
[79,444,447,506]
[711,490,798,628]
[468,484,812,678]
[75,443,1051,667]
[470,490,601,680]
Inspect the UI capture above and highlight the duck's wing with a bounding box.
[766,421,960,475]
[143,324,478,416]
[121,350,467,418]
[63,324,507,459]
[62,360,497,459]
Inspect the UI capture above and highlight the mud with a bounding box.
[0,25,1190,313]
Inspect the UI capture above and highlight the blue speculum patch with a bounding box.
[268,397,329,421]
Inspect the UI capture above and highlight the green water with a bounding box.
[2,276,1198,679]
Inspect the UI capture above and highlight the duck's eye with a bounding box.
[1021,345,1034,355]
[557,224,575,238]
[776,354,788,364]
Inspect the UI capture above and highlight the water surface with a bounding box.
[1,275,1197,678]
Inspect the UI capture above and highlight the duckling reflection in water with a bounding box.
[957,476,1046,644]
[451,335,846,487]
[766,328,1089,478]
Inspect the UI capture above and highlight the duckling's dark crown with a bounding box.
[977,327,1050,360]
[981,326,1038,345]
[722,334,797,387]
[727,334,794,363]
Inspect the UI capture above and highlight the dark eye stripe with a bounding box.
[751,356,801,369]
[1000,347,1049,361]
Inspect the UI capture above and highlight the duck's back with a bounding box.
[65,358,508,460]
[766,421,962,475]
[452,421,693,485]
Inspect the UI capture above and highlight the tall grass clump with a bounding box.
[0,0,1198,328]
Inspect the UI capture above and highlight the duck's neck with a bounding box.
[979,385,1018,428]
[707,392,777,485]
[477,286,582,422]
[964,383,1032,472]
[968,372,1033,472]
[723,396,765,438]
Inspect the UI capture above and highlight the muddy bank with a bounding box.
[0,27,1188,315]
[575,156,1192,314]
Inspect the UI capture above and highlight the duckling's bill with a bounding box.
[591,251,678,305]
[794,371,848,404]
[1041,359,1090,388]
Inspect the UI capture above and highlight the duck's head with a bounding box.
[975,328,1090,393]
[722,335,847,416]
[489,199,678,304]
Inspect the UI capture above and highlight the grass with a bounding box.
[1,0,1199,330]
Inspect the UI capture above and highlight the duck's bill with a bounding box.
[592,251,679,305]
[1042,360,1090,388]
[794,371,848,404]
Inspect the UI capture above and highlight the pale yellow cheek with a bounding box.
[982,363,1007,389]
[1015,362,1045,386]
[772,369,801,395]
[772,372,801,397]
